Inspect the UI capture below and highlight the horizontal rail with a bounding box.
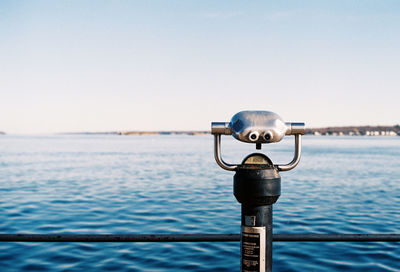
[276,234,400,242]
[0,234,399,242]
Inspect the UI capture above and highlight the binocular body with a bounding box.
[212,110,304,144]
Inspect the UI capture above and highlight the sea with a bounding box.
[0,135,399,271]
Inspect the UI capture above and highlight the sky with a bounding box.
[0,1,399,134]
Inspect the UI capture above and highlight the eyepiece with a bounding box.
[248,131,259,142]
[264,131,273,142]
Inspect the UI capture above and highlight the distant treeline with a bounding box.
[62,132,118,135]
[118,131,209,136]
[58,126,400,136]
[306,125,400,136]
[60,131,209,135]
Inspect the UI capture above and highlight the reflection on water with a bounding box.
[0,135,399,271]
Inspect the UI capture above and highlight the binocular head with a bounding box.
[230,111,287,143]
[211,110,305,144]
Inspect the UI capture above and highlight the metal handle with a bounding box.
[213,133,302,172]
[275,134,302,172]
[213,134,238,171]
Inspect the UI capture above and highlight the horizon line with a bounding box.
[2,124,400,136]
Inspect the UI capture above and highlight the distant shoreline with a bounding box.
[305,125,400,136]
[58,125,400,137]
[2,125,399,136]
[118,131,209,136]
[60,131,209,136]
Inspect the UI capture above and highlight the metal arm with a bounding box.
[214,134,238,171]
[276,134,302,172]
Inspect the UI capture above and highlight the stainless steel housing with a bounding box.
[229,111,287,144]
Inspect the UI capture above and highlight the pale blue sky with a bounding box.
[1,1,399,134]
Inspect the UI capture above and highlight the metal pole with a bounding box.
[0,234,239,242]
[275,233,400,242]
[0,233,399,242]
[266,207,272,271]
[241,205,273,272]
[234,159,281,272]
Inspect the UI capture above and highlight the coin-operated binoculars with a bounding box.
[211,111,305,272]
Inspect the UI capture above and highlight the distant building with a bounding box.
[306,125,400,137]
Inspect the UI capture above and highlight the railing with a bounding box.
[1,233,399,242]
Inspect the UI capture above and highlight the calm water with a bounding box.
[0,135,399,271]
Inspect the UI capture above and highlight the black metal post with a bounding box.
[241,205,273,272]
[234,154,281,272]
